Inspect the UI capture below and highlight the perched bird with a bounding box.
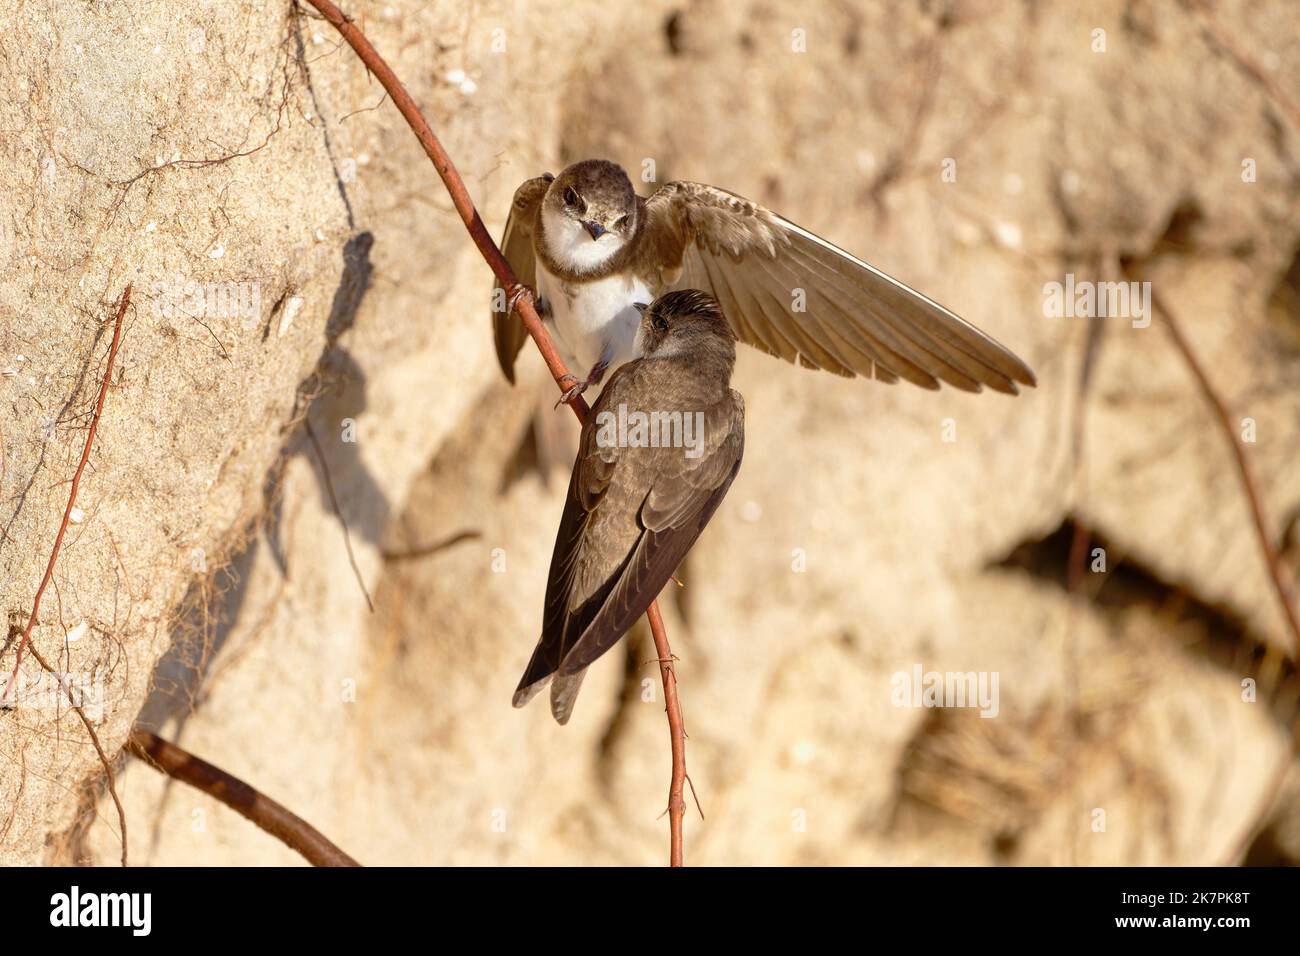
[514,290,745,724]
[492,159,1036,403]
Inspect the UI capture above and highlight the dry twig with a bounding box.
[303,418,374,612]
[1145,286,1300,862]
[298,0,691,865]
[127,729,360,867]
[2,285,133,866]
[1148,287,1300,655]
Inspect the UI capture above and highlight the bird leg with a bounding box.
[555,358,609,408]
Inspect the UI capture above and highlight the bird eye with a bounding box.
[613,214,628,231]
[564,187,580,207]
[653,315,669,332]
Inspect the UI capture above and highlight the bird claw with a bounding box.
[554,377,589,408]
[553,360,609,409]
[507,283,537,314]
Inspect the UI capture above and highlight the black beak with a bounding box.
[583,220,607,241]
[633,302,649,317]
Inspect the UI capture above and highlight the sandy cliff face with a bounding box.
[0,0,1295,865]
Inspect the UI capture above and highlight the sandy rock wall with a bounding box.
[0,0,1295,865]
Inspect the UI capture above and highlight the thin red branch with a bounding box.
[1150,287,1300,863]
[297,0,584,410]
[299,0,690,865]
[1150,287,1300,655]
[646,602,686,865]
[5,286,130,696]
[2,284,132,866]
[127,729,361,867]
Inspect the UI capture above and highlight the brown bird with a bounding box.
[492,159,1036,403]
[514,290,745,723]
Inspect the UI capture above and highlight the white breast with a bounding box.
[538,263,653,380]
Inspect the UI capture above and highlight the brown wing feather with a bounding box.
[642,181,1036,393]
[512,369,626,705]
[512,362,638,708]
[492,174,552,383]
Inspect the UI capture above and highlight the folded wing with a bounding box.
[558,397,745,678]
[513,366,744,723]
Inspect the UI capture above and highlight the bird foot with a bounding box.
[553,360,609,409]
[507,283,544,316]
[554,376,589,408]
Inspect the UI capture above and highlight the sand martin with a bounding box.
[492,159,1036,402]
[513,290,745,724]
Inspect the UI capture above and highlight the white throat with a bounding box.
[542,205,626,274]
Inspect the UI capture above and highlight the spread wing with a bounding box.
[492,174,552,383]
[513,367,745,723]
[642,182,1036,393]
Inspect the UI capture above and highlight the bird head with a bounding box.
[543,160,638,269]
[634,290,736,369]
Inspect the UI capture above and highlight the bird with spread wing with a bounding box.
[492,159,1036,404]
